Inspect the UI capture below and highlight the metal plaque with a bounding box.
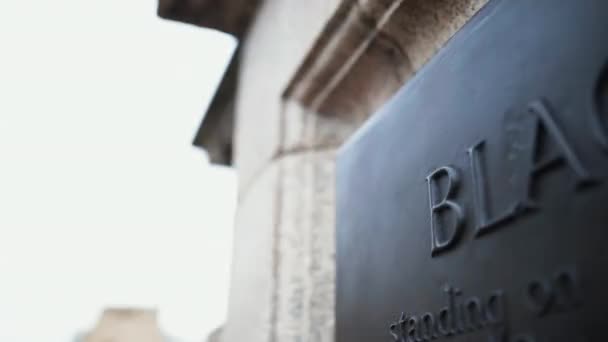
[336,1,608,342]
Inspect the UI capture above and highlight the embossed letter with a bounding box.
[468,141,521,237]
[420,313,437,341]
[485,290,507,342]
[464,297,484,331]
[426,166,465,256]
[407,317,419,342]
[442,285,460,336]
[388,312,408,342]
[591,62,608,152]
[523,100,594,205]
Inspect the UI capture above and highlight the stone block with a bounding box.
[234,0,342,193]
[274,149,337,342]
[223,148,337,342]
[222,161,279,342]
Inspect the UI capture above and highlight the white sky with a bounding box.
[0,0,237,341]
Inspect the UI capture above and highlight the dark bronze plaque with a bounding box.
[336,1,608,342]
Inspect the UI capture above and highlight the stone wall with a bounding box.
[223,0,489,341]
[223,2,342,342]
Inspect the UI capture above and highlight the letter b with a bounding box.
[427,166,465,256]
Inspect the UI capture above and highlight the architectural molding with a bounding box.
[283,0,489,118]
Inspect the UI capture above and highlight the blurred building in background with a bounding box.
[158,0,489,341]
[75,308,173,342]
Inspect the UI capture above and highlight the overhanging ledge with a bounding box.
[157,0,260,165]
[157,0,259,36]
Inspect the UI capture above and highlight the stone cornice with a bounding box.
[283,0,489,118]
[283,0,405,114]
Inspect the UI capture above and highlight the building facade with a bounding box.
[158,1,489,341]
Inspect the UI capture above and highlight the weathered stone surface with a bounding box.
[382,0,489,71]
[274,149,336,342]
[283,0,488,148]
[283,0,405,110]
[281,101,358,155]
[281,32,411,153]
[222,161,279,342]
[223,148,337,342]
[234,0,342,194]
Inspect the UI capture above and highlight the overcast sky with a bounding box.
[0,0,236,341]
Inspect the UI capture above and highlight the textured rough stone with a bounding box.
[223,148,337,342]
[274,149,336,342]
[282,102,355,154]
[234,0,342,193]
[283,0,488,149]
[281,32,411,154]
[283,0,405,110]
